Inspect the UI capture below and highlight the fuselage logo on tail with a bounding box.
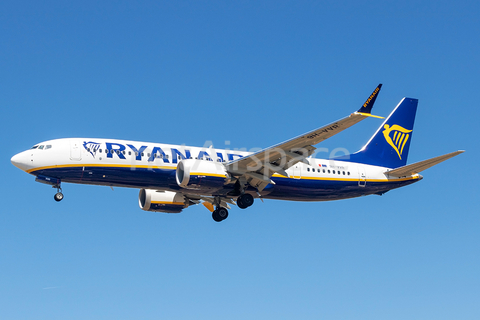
[382,124,412,159]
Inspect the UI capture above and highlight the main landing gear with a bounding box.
[211,194,255,222]
[237,193,254,209]
[212,207,229,222]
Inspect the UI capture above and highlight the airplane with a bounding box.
[11,85,464,222]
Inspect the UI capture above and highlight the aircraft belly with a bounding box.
[30,166,177,189]
[263,177,420,201]
[30,165,420,201]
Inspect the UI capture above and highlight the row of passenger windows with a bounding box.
[306,167,350,175]
[89,148,227,162]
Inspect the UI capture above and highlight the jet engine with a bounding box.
[139,189,188,213]
[176,159,231,191]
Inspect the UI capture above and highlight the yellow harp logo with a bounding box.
[382,124,412,159]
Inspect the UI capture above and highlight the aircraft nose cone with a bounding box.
[11,153,21,167]
[11,151,30,171]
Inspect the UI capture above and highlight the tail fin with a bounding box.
[347,97,418,168]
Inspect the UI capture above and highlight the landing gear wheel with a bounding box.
[212,208,229,222]
[237,197,247,209]
[217,207,228,220]
[54,192,64,202]
[212,210,222,222]
[237,194,254,209]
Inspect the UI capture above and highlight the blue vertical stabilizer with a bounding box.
[337,98,418,168]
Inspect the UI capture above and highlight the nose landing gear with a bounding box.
[54,191,64,202]
[34,175,64,202]
[53,185,64,202]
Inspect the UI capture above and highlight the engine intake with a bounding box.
[176,159,230,191]
[139,189,187,213]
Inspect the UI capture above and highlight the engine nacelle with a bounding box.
[176,159,231,191]
[139,189,187,213]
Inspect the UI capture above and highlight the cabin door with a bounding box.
[70,140,82,161]
[292,164,302,179]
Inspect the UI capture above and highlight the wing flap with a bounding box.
[385,150,464,177]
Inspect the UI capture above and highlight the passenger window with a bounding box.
[147,153,151,157]
[328,170,330,174]
[343,171,345,175]
[323,169,325,173]
[348,172,350,175]
[141,153,144,156]
[307,168,310,172]
[99,149,102,153]
[128,151,131,155]
[333,170,335,174]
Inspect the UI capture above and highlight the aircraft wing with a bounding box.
[225,84,383,191]
[385,150,464,177]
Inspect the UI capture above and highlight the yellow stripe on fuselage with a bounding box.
[27,163,420,183]
[26,163,174,174]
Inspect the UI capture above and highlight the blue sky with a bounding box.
[1,1,479,319]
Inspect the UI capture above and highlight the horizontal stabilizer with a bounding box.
[385,150,464,177]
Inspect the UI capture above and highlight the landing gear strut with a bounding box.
[237,193,254,209]
[53,185,64,202]
[211,196,229,222]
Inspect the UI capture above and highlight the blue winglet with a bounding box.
[358,84,382,114]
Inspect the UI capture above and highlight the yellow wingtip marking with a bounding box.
[355,112,385,119]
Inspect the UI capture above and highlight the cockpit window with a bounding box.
[38,145,44,150]
[45,145,52,149]
[31,145,39,149]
